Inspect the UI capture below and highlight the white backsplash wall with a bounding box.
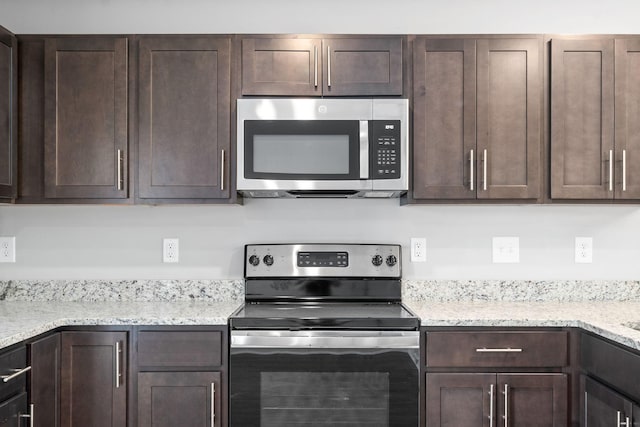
[1,202,639,280]
[2,0,640,280]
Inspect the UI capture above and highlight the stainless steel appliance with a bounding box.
[236,99,409,198]
[229,244,419,427]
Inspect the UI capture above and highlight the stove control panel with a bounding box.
[245,244,401,278]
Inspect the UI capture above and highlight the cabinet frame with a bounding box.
[0,25,17,201]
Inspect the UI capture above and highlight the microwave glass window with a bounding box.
[253,134,350,174]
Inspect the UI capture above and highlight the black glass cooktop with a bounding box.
[229,302,419,330]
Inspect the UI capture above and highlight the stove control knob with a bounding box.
[263,254,274,266]
[248,255,260,266]
[386,255,397,267]
[372,255,383,266]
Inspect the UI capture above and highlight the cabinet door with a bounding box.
[60,332,127,427]
[323,37,403,96]
[499,374,567,427]
[44,37,128,199]
[615,38,640,200]
[0,393,27,427]
[138,36,231,200]
[477,38,541,200]
[30,333,60,427]
[583,376,632,427]
[413,38,476,200]
[633,403,639,427]
[138,371,221,427]
[551,38,615,199]
[425,373,493,427]
[242,38,321,96]
[0,26,17,201]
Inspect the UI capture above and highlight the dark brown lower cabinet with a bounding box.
[60,331,127,427]
[426,373,567,427]
[138,371,221,427]
[30,333,61,427]
[583,375,638,427]
[0,393,27,427]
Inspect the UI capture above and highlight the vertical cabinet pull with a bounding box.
[503,384,509,427]
[469,149,475,191]
[622,149,627,192]
[314,46,318,88]
[19,404,34,427]
[609,149,614,192]
[327,46,331,88]
[211,382,216,427]
[617,411,631,427]
[483,149,488,191]
[115,341,121,388]
[117,149,123,191]
[220,149,226,191]
[488,383,494,426]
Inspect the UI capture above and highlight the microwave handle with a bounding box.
[360,120,369,179]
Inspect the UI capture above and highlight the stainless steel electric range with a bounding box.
[229,243,420,427]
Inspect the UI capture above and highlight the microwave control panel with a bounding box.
[370,120,401,179]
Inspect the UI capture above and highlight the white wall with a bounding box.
[1,0,640,281]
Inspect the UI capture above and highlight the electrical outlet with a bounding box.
[0,237,16,263]
[575,237,593,263]
[492,237,519,263]
[410,238,426,262]
[163,238,179,263]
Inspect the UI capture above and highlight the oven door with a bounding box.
[230,330,419,427]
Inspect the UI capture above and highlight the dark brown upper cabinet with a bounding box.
[137,36,231,201]
[44,37,128,199]
[0,26,17,201]
[241,36,403,96]
[412,37,542,201]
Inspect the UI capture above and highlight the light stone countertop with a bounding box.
[405,300,640,351]
[0,301,241,349]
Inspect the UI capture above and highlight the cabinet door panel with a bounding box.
[477,38,541,199]
[499,374,567,427]
[323,37,402,96]
[0,393,27,427]
[0,26,16,200]
[44,38,128,199]
[30,333,61,427]
[60,332,127,427]
[551,38,614,199]
[425,373,493,427]
[138,371,221,427]
[138,36,231,199]
[413,38,476,199]
[583,376,632,427]
[615,38,640,199]
[242,38,321,96]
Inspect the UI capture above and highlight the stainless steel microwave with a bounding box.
[237,98,409,198]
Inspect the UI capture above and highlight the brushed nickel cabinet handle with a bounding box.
[314,46,318,88]
[211,382,216,427]
[115,341,121,388]
[19,404,34,427]
[489,383,494,426]
[623,149,627,192]
[470,149,474,191]
[221,149,226,191]
[327,45,331,88]
[617,411,631,427]
[1,366,31,383]
[503,384,509,427]
[476,348,523,353]
[483,149,488,191]
[117,149,123,191]
[609,149,614,192]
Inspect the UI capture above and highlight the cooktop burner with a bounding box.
[230,302,419,330]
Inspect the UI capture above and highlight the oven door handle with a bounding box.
[231,330,419,349]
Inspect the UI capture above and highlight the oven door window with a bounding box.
[230,349,419,427]
[244,120,361,180]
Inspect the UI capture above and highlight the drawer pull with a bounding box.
[1,366,31,383]
[19,404,34,427]
[476,348,523,353]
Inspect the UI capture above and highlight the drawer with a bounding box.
[0,392,27,426]
[137,331,222,368]
[0,347,27,403]
[426,331,568,368]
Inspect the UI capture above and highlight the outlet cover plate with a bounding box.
[575,237,593,263]
[0,237,16,263]
[410,237,426,262]
[492,237,519,263]
[163,238,179,263]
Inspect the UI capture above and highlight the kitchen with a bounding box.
[2,0,640,426]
